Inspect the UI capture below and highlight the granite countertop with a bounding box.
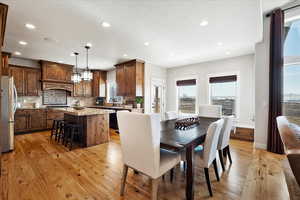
[17,107,47,110]
[89,105,144,110]
[51,107,115,116]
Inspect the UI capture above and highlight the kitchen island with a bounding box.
[52,107,114,147]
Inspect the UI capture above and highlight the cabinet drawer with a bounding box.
[46,110,64,120]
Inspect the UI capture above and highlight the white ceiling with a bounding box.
[1,0,292,69]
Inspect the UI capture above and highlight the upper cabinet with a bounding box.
[115,59,144,97]
[73,81,92,97]
[9,65,40,96]
[40,61,73,83]
[0,3,8,47]
[1,52,10,76]
[92,70,107,97]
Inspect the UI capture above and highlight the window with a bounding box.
[283,19,300,117]
[209,75,237,116]
[177,79,196,114]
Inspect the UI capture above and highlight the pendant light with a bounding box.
[82,45,93,81]
[71,52,82,83]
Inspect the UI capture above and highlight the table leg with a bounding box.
[186,145,195,200]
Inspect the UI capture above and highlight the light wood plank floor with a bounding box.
[0,130,290,200]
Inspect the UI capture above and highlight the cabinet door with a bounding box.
[124,64,136,97]
[15,114,28,133]
[25,68,40,96]
[116,65,125,96]
[28,110,46,130]
[74,82,84,97]
[10,67,25,96]
[92,71,100,97]
[84,81,92,97]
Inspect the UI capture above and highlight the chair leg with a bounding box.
[218,150,225,171]
[151,177,160,200]
[170,168,174,183]
[213,159,220,182]
[120,165,128,196]
[227,145,233,164]
[204,168,213,197]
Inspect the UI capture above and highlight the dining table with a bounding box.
[160,117,220,200]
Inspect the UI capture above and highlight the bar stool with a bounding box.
[50,119,64,141]
[63,123,83,150]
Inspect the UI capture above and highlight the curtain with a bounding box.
[267,9,284,154]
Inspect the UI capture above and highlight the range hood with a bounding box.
[40,60,74,94]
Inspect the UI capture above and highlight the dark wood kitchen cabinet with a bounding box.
[73,81,92,97]
[15,109,47,133]
[92,70,106,97]
[40,61,73,83]
[115,59,144,97]
[9,65,40,96]
[1,51,10,76]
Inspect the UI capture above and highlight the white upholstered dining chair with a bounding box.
[198,104,222,118]
[181,118,224,197]
[217,116,234,171]
[165,111,179,120]
[117,111,181,200]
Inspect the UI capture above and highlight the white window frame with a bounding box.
[207,72,240,120]
[175,75,198,115]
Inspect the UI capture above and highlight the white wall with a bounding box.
[144,63,167,114]
[166,54,255,128]
[254,17,271,150]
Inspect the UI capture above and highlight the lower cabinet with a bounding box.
[15,109,47,134]
[46,110,64,129]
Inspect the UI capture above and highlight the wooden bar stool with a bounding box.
[63,123,83,150]
[50,119,64,141]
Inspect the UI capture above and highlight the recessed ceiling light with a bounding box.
[226,51,231,55]
[14,51,21,56]
[102,22,111,28]
[86,43,92,47]
[123,54,128,57]
[25,23,36,30]
[144,42,150,46]
[217,42,223,46]
[19,41,27,45]
[200,20,208,26]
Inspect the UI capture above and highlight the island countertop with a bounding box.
[51,107,115,116]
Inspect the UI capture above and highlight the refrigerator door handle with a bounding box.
[13,84,18,114]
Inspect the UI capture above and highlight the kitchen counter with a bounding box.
[51,107,115,116]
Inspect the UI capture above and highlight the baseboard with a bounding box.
[254,142,267,150]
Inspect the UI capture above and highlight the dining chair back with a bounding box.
[199,104,222,118]
[218,116,234,150]
[117,111,161,178]
[165,111,178,120]
[202,119,224,168]
[217,116,234,171]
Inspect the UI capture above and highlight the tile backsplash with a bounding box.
[18,95,96,108]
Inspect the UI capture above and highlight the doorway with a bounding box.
[151,78,166,119]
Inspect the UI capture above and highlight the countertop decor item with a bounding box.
[81,44,93,81]
[175,117,201,130]
[135,97,143,108]
[71,52,82,83]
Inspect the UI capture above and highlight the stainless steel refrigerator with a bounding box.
[1,76,17,152]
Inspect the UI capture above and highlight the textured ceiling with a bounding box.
[1,0,291,69]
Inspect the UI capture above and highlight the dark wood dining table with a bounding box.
[160,117,220,200]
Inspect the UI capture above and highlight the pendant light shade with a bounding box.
[71,52,82,83]
[82,45,93,81]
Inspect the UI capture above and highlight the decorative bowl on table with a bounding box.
[175,117,201,130]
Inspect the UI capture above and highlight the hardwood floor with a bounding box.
[1,130,290,200]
